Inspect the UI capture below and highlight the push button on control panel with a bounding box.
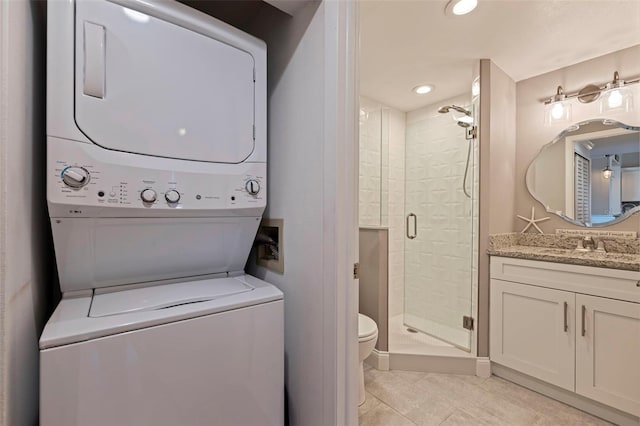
[140,188,157,203]
[165,190,180,204]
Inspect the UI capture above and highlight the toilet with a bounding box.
[358,313,378,406]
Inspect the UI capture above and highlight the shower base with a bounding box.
[388,314,473,357]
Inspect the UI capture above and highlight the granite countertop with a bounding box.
[488,233,640,272]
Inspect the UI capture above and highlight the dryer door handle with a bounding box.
[83,22,106,98]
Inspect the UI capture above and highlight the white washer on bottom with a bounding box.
[40,274,284,426]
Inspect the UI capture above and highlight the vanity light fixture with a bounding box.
[413,84,434,95]
[445,0,478,16]
[600,72,634,114]
[544,86,572,125]
[542,71,638,123]
[602,154,612,179]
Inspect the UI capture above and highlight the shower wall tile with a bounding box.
[359,97,383,227]
[387,108,406,319]
[359,97,405,321]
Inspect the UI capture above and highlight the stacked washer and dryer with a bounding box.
[40,1,283,425]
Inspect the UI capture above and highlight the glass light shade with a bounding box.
[602,168,612,179]
[544,100,572,125]
[599,86,634,114]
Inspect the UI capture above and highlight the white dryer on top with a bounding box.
[40,1,283,425]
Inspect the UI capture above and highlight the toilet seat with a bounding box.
[358,313,378,341]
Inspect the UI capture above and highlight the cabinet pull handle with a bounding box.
[563,302,568,332]
[581,305,586,337]
[406,213,417,239]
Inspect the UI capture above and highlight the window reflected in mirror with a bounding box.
[526,119,640,227]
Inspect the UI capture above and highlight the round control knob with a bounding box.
[165,189,180,204]
[140,188,157,203]
[61,167,90,188]
[245,179,261,196]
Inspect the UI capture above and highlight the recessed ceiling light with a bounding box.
[413,85,434,95]
[445,0,478,16]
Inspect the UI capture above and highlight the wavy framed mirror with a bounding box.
[526,119,640,227]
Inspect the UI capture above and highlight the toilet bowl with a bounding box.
[358,313,378,406]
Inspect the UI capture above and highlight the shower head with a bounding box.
[437,105,471,116]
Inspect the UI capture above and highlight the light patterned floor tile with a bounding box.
[359,392,382,417]
[359,403,417,426]
[360,370,613,426]
[439,409,496,426]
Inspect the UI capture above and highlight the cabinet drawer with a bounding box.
[491,257,640,302]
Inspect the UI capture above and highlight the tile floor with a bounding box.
[359,365,612,426]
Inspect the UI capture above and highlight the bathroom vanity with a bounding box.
[488,239,640,425]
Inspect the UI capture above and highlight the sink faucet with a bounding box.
[575,236,607,253]
[576,236,595,252]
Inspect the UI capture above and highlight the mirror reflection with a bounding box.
[527,119,640,227]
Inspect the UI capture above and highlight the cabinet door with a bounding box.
[576,294,640,416]
[490,279,575,390]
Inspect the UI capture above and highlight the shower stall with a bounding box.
[402,100,479,355]
[359,77,480,363]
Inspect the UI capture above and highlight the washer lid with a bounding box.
[40,274,283,349]
[90,277,254,317]
[74,0,256,163]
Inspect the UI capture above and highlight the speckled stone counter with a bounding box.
[488,233,640,272]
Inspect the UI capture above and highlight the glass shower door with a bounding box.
[403,107,477,351]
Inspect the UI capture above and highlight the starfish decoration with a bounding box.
[517,207,550,234]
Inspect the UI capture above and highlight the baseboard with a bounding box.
[475,357,491,378]
[365,349,389,371]
[492,363,640,426]
[367,351,483,376]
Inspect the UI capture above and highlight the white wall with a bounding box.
[0,1,51,424]
[245,1,359,425]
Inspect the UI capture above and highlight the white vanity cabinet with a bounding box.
[490,256,640,417]
[490,280,575,391]
[576,294,640,416]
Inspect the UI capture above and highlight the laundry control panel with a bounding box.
[47,137,266,217]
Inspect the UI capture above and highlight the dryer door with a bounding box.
[74,1,255,163]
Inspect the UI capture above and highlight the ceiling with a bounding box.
[360,0,640,112]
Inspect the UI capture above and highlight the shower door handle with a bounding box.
[406,213,417,239]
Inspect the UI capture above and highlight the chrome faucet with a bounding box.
[576,236,595,252]
[575,236,607,253]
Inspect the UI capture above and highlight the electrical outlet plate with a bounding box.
[256,218,284,273]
